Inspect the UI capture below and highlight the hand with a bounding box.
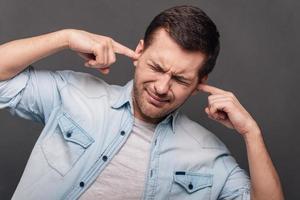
[66,29,138,74]
[198,83,260,136]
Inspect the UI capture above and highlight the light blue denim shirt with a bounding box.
[0,66,250,200]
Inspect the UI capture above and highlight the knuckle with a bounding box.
[94,43,102,49]
[103,37,113,46]
[100,43,107,50]
[94,42,105,50]
[226,92,235,98]
[103,36,111,41]
[229,98,235,103]
[104,39,110,47]
[107,37,113,44]
[107,37,115,45]
[227,101,234,108]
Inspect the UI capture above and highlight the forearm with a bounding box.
[244,128,284,200]
[0,29,69,81]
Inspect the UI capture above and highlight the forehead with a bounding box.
[145,29,206,73]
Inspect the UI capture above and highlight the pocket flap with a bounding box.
[173,171,213,194]
[58,113,94,148]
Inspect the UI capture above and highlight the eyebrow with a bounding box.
[150,61,192,82]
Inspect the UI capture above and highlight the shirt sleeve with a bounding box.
[0,65,66,124]
[218,156,251,200]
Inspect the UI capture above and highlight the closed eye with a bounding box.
[173,76,190,85]
[149,63,191,86]
[149,64,164,73]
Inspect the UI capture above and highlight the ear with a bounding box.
[191,75,208,96]
[133,39,144,67]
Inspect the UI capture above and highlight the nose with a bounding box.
[154,74,171,95]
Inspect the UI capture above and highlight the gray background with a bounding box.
[0,0,299,199]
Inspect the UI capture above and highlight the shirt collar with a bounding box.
[110,79,179,133]
[110,79,134,110]
[159,108,180,133]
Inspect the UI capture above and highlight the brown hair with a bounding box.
[144,5,220,78]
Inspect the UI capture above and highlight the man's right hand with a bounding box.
[0,29,138,81]
[66,29,139,74]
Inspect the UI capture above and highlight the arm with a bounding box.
[243,126,284,200]
[198,84,284,200]
[0,30,68,80]
[0,29,138,81]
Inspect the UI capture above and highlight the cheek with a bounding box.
[172,87,194,102]
[135,68,156,83]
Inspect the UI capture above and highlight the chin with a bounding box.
[133,81,173,121]
[141,104,166,119]
[142,100,179,121]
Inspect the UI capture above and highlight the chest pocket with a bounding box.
[41,112,94,176]
[168,170,213,200]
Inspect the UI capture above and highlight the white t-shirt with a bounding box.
[80,117,156,200]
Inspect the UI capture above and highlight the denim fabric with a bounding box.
[0,66,250,200]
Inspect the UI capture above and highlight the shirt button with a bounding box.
[188,183,193,190]
[120,131,125,136]
[102,155,108,161]
[79,181,85,187]
[66,131,72,138]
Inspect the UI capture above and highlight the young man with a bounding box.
[0,5,283,200]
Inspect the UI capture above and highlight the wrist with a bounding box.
[243,125,262,143]
[56,29,73,49]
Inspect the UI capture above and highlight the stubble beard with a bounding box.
[132,81,168,122]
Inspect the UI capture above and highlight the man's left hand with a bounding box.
[198,83,260,136]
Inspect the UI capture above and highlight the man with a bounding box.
[0,5,283,200]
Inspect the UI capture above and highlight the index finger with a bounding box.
[198,83,227,95]
[112,40,138,60]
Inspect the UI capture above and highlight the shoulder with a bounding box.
[54,70,109,97]
[175,113,229,151]
[53,69,125,100]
